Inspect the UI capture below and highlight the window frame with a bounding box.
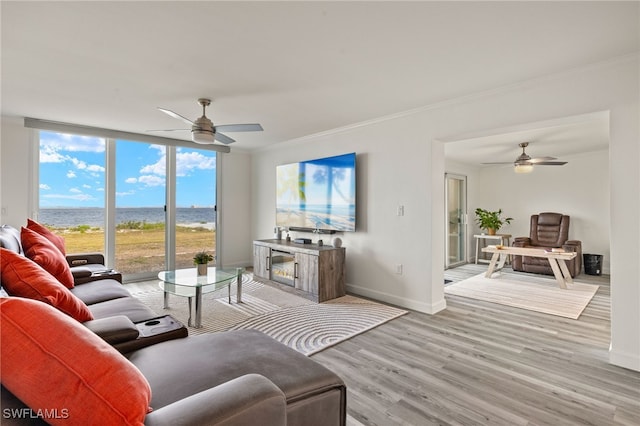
[29,120,222,282]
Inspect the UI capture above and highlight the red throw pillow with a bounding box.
[0,248,93,322]
[21,227,75,288]
[26,218,66,255]
[0,298,151,426]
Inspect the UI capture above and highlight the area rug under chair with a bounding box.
[132,274,408,355]
[444,272,599,319]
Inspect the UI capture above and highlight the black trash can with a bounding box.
[583,253,603,276]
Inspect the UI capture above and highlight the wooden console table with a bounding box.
[474,234,511,264]
[482,246,577,289]
[253,239,345,302]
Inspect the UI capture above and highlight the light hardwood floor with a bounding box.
[309,264,639,426]
[126,265,638,425]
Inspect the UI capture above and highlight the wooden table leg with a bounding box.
[547,258,568,289]
[485,252,501,278]
[557,259,573,285]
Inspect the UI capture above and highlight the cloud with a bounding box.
[140,159,165,176]
[82,184,91,189]
[116,190,136,197]
[69,188,82,193]
[66,170,76,178]
[86,164,105,172]
[39,146,67,163]
[125,177,138,184]
[139,150,215,178]
[138,175,165,187]
[39,183,51,190]
[176,151,215,176]
[42,193,95,201]
[40,132,105,153]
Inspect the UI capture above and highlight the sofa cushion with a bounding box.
[21,227,75,289]
[0,224,23,254]
[0,248,93,322]
[127,330,345,411]
[88,296,158,323]
[0,297,151,426]
[26,218,66,255]
[71,279,131,305]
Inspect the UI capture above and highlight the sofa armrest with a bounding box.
[66,252,105,267]
[70,266,93,280]
[144,374,286,426]
[83,315,140,345]
[512,237,530,247]
[563,240,582,251]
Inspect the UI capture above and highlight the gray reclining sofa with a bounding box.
[0,224,346,425]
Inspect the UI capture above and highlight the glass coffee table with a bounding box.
[158,267,244,328]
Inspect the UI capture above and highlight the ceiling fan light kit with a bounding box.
[192,129,216,144]
[514,164,534,174]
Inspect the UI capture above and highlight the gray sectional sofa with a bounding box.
[0,224,346,425]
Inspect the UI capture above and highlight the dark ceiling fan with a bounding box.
[482,142,567,173]
[150,98,263,145]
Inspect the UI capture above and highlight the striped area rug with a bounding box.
[444,272,599,319]
[133,274,408,355]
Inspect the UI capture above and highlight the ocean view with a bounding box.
[39,207,216,228]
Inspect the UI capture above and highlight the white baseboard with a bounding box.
[609,348,640,372]
[346,283,447,314]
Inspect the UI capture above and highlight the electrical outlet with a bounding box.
[397,205,404,216]
[0,207,6,216]
[395,264,403,275]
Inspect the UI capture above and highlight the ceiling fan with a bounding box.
[482,142,567,173]
[151,98,263,145]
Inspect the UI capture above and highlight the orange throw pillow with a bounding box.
[26,218,66,255]
[0,298,151,426]
[0,248,93,322]
[21,227,75,288]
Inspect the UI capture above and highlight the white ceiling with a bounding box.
[443,111,611,167]
[1,2,637,157]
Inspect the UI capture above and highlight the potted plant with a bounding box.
[193,250,214,276]
[474,208,513,235]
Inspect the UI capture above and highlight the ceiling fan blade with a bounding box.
[158,107,194,125]
[534,161,568,166]
[527,156,557,163]
[215,123,263,133]
[481,161,514,165]
[146,128,189,132]
[215,132,236,144]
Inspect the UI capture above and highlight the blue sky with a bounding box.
[39,132,216,208]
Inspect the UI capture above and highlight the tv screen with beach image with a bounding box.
[276,153,356,232]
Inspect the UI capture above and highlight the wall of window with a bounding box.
[36,129,217,280]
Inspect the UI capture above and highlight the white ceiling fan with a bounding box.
[482,142,568,173]
[151,98,263,145]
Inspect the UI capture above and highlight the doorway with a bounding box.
[445,173,467,268]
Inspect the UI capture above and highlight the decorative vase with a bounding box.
[197,263,208,276]
[332,237,342,248]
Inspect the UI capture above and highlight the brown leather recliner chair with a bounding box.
[512,212,582,277]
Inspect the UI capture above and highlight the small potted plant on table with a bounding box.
[193,250,214,276]
[474,208,513,235]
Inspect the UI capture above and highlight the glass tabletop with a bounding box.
[158,267,244,295]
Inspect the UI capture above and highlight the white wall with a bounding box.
[0,116,33,228]
[250,55,639,371]
[218,149,253,268]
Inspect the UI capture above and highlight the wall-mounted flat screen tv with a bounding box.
[276,152,356,232]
